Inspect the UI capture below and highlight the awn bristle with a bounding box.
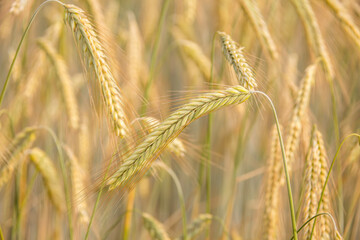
[176,214,212,240]
[291,0,334,79]
[140,117,186,158]
[263,126,282,240]
[107,86,250,190]
[238,0,279,60]
[37,39,80,130]
[29,148,65,212]
[63,4,128,137]
[142,213,170,240]
[322,0,360,50]
[0,127,36,189]
[283,62,317,180]
[217,31,257,90]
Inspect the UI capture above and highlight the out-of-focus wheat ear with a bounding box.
[63,4,128,137]
[284,62,317,178]
[176,39,211,80]
[107,86,250,190]
[176,214,212,240]
[29,148,65,212]
[263,125,282,240]
[23,51,46,102]
[127,12,143,86]
[217,32,257,90]
[37,39,80,130]
[0,127,36,189]
[315,129,332,239]
[284,54,299,102]
[64,146,89,224]
[322,0,360,50]
[238,0,279,61]
[83,0,105,30]
[182,0,197,25]
[291,0,334,79]
[303,128,322,239]
[142,213,170,240]
[140,117,186,158]
[79,120,90,171]
[9,0,27,15]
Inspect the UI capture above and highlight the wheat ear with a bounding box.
[37,39,80,130]
[217,31,257,90]
[0,127,36,189]
[142,213,170,240]
[10,0,27,15]
[238,0,279,60]
[29,148,64,212]
[176,214,212,240]
[63,4,128,137]
[263,125,282,240]
[107,86,250,190]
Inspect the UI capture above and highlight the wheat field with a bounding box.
[0,0,360,239]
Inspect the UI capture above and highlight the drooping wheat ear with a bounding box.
[238,0,279,61]
[107,86,250,190]
[0,127,36,189]
[64,146,89,223]
[283,62,317,180]
[315,129,331,239]
[323,0,360,50]
[63,4,128,137]
[176,214,212,240]
[140,117,186,158]
[142,213,170,240]
[29,148,65,212]
[37,39,80,130]
[217,32,257,90]
[263,125,282,240]
[176,39,211,80]
[127,12,143,86]
[10,0,27,15]
[291,0,334,79]
[303,128,322,239]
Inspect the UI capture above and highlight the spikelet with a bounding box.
[10,0,27,15]
[37,39,80,130]
[64,146,89,223]
[315,129,331,239]
[63,4,128,137]
[217,32,257,90]
[176,39,211,80]
[107,86,250,190]
[238,0,279,60]
[0,127,36,189]
[322,0,360,50]
[140,117,186,158]
[283,62,317,178]
[29,148,64,212]
[142,213,170,240]
[176,214,212,240]
[263,126,282,240]
[291,0,334,79]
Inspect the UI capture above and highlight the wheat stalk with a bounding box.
[142,213,170,240]
[29,148,64,212]
[217,31,257,90]
[63,4,128,137]
[107,86,250,190]
[37,39,80,130]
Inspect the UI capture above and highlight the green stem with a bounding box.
[309,133,360,240]
[252,91,298,240]
[291,213,335,240]
[140,0,171,115]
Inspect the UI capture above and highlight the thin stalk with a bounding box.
[122,190,136,240]
[140,0,171,115]
[309,133,360,240]
[0,0,63,107]
[251,90,298,240]
[0,225,3,240]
